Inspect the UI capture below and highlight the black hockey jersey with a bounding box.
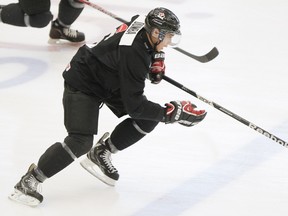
[63,15,165,122]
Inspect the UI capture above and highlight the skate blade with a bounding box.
[8,189,40,207]
[80,157,116,187]
[48,38,85,46]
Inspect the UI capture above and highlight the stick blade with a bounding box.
[203,47,219,62]
[173,47,219,63]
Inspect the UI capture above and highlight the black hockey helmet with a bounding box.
[144,7,181,46]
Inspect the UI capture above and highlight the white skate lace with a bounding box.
[63,28,78,38]
[100,150,118,173]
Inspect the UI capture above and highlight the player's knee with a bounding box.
[0,4,25,26]
[19,0,52,27]
[0,3,52,27]
[28,11,53,28]
[64,133,93,158]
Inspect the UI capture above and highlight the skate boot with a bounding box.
[9,164,43,206]
[49,19,85,43]
[80,132,119,186]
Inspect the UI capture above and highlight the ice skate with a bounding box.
[9,164,43,207]
[49,20,85,43]
[80,132,119,186]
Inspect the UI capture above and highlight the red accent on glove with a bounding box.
[164,100,207,126]
[150,60,165,73]
[148,60,165,84]
[181,101,206,116]
[165,102,175,115]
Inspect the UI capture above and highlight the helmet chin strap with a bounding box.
[148,31,162,51]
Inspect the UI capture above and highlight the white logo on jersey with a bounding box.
[119,15,145,46]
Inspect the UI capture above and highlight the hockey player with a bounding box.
[0,0,85,42]
[9,7,207,206]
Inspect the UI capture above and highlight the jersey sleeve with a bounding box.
[119,45,165,122]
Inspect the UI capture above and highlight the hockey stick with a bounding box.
[79,0,127,23]
[162,75,288,147]
[79,0,219,63]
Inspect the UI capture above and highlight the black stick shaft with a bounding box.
[163,75,288,147]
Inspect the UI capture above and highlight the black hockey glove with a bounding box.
[147,51,165,84]
[164,101,207,127]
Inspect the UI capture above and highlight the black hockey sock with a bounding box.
[57,0,84,26]
[104,139,119,153]
[37,142,74,178]
[31,166,47,183]
[110,119,147,151]
[110,118,158,150]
